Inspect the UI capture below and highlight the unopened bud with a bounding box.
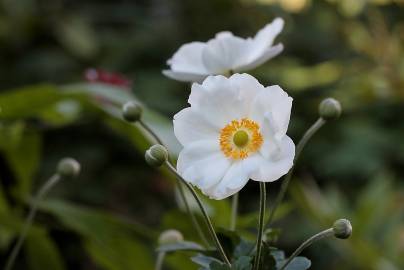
[145,144,168,167]
[333,219,352,239]
[122,101,142,122]
[57,158,80,178]
[319,98,342,120]
[158,229,184,245]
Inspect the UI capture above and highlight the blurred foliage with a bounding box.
[0,0,403,269]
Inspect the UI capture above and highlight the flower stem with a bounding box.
[265,118,326,228]
[165,162,231,267]
[279,228,334,270]
[253,182,266,270]
[138,120,209,246]
[139,120,165,146]
[176,181,210,247]
[4,174,61,270]
[154,251,166,270]
[230,193,239,231]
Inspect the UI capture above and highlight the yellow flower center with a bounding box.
[219,118,263,160]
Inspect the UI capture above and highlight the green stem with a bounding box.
[253,182,266,270]
[176,182,210,247]
[230,193,239,231]
[138,120,209,246]
[4,174,61,270]
[279,228,334,270]
[154,251,166,270]
[265,118,326,228]
[139,120,165,146]
[165,162,231,267]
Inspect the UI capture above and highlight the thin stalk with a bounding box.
[253,182,266,270]
[230,193,239,231]
[138,120,209,246]
[139,120,165,146]
[165,162,231,267]
[279,228,334,270]
[154,251,166,270]
[4,174,61,270]
[176,182,210,247]
[266,118,326,228]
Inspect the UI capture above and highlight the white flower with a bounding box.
[173,74,295,199]
[163,18,284,83]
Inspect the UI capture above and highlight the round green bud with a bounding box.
[57,158,80,178]
[333,219,352,239]
[319,98,342,120]
[122,101,142,122]
[145,144,168,167]
[158,229,184,245]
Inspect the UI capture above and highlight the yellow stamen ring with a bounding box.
[219,118,263,160]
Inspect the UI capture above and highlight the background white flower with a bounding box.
[163,18,284,83]
[173,73,295,199]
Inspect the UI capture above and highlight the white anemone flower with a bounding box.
[174,74,295,199]
[163,18,284,83]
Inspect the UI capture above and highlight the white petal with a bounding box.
[233,44,283,72]
[174,107,219,146]
[201,32,249,74]
[249,18,284,60]
[188,75,253,128]
[162,70,208,83]
[177,140,231,191]
[164,42,209,82]
[250,85,292,139]
[206,157,259,199]
[250,136,295,182]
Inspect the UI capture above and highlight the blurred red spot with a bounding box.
[84,68,132,89]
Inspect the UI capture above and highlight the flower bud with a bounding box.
[319,98,342,120]
[333,219,352,239]
[145,144,168,167]
[158,229,184,245]
[122,101,142,122]
[57,158,81,178]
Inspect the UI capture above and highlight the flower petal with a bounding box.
[250,136,295,182]
[177,140,231,191]
[233,43,283,72]
[173,107,219,146]
[250,85,292,140]
[206,158,258,199]
[201,32,249,74]
[249,18,284,60]
[162,70,208,83]
[165,42,210,80]
[188,75,252,128]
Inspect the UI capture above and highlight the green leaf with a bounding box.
[38,199,156,270]
[277,257,311,270]
[191,253,222,268]
[232,256,253,270]
[0,122,41,197]
[157,241,206,253]
[209,261,230,270]
[0,85,64,119]
[25,231,66,270]
[233,239,255,259]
